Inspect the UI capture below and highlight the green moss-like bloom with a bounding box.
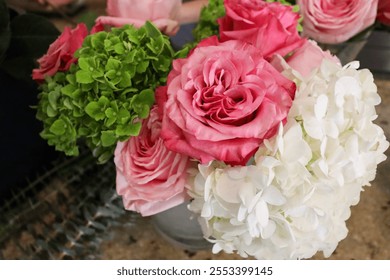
[37,22,175,163]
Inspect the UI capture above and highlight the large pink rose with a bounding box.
[95,0,182,36]
[32,23,88,82]
[378,0,390,26]
[218,0,304,58]
[286,40,340,78]
[298,0,378,44]
[160,37,296,166]
[114,104,191,216]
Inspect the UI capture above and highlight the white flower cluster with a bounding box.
[188,60,389,259]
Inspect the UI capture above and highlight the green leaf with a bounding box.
[174,46,190,59]
[151,36,165,54]
[110,100,119,112]
[105,117,116,127]
[192,0,225,43]
[91,32,106,49]
[116,122,142,136]
[97,150,113,164]
[136,89,155,106]
[85,101,105,120]
[101,131,117,147]
[124,28,140,45]
[106,58,121,70]
[61,84,78,97]
[136,60,149,73]
[117,108,130,124]
[92,69,104,79]
[114,43,125,54]
[119,71,131,88]
[144,21,162,39]
[125,64,136,79]
[105,69,117,80]
[63,98,74,110]
[46,105,57,117]
[152,56,171,72]
[98,96,110,107]
[66,73,77,85]
[48,90,60,110]
[49,119,67,135]
[136,104,150,119]
[78,127,89,136]
[105,107,117,119]
[78,57,92,71]
[104,38,113,50]
[76,70,94,84]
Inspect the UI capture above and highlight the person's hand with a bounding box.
[95,0,182,36]
[153,18,180,37]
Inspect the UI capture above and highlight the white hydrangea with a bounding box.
[187,59,389,259]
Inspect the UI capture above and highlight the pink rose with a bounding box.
[114,103,191,216]
[286,40,340,78]
[32,23,88,82]
[95,0,182,36]
[298,0,378,44]
[160,37,296,166]
[218,0,304,58]
[378,0,390,26]
[90,22,105,34]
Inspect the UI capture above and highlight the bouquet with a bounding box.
[34,0,389,259]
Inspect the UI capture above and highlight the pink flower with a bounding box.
[32,23,88,82]
[114,102,191,216]
[90,22,105,34]
[378,0,390,26]
[95,0,182,36]
[160,37,296,166]
[298,0,378,44]
[218,0,304,59]
[286,40,340,78]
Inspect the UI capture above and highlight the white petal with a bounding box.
[255,200,269,227]
[315,94,328,119]
[263,186,286,206]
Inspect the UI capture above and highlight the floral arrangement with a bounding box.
[34,0,388,259]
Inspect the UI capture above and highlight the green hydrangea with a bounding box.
[36,22,175,163]
[192,0,225,45]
